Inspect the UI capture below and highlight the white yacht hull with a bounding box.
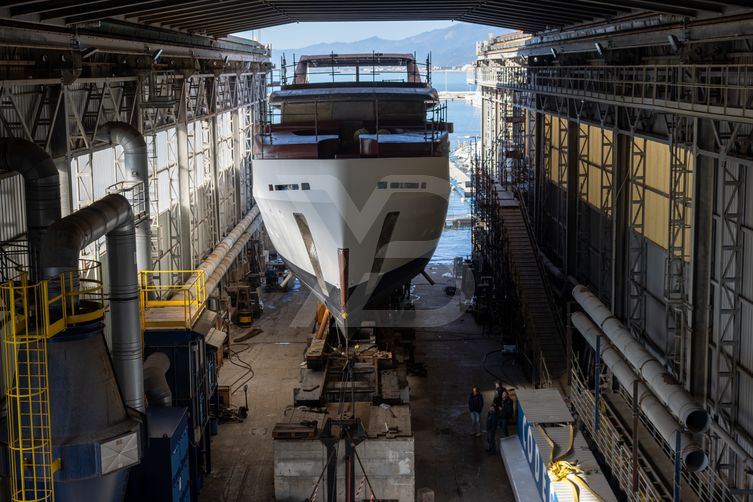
[253,156,449,323]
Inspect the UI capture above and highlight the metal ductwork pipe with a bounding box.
[40,193,145,413]
[0,138,61,280]
[97,122,152,273]
[143,352,172,407]
[194,207,259,278]
[572,285,710,433]
[206,211,263,295]
[184,206,260,293]
[572,312,708,472]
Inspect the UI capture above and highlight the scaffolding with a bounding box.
[664,115,694,382]
[714,126,745,486]
[473,82,564,382]
[627,115,648,339]
[599,121,615,302]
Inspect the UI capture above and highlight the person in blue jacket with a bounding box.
[468,385,484,437]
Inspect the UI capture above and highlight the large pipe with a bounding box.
[572,312,708,472]
[184,206,260,294]
[572,285,710,433]
[40,193,145,413]
[143,352,172,407]
[205,211,263,295]
[195,206,259,279]
[0,138,61,280]
[97,122,152,273]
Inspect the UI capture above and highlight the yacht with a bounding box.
[253,53,451,326]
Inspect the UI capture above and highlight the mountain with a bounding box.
[270,23,510,68]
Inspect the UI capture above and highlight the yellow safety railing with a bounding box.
[61,259,105,326]
[1,280,56,502]
[139,270,207,330]
[41,260,105,337]
[0,259,106,502]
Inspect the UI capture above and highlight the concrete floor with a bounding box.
[200,264,523,501]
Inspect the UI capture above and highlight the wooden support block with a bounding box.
[272,422,317,439]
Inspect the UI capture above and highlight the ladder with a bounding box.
[1,277,56,502]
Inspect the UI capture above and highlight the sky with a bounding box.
[236,20,458,49]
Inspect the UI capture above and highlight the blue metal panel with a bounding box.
[143,329,212,502]
[140,407,191,502]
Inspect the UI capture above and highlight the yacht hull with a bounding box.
[252,156,449,323]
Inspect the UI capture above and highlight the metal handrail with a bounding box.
[614,385,735,502]
[139,269,207,329]
[259,98,450,158]
[570,356,666,501]
[476,63,753,123]
[279,51,433,87]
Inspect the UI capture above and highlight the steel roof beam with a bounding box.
[153,6,586,32]
[152,0,612,31]
[136,0,478,22]
[11,0,110,16]
[140,5,470,26]
[192,10,549,37]
[13,0,274,22]
[575,0,705,16]
[467,3,610,23]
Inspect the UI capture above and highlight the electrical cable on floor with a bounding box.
[483,348,516,390]
[227,342,256,395]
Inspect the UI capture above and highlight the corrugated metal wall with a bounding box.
[0,172,25,244]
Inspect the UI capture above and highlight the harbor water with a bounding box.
[431,71,478,264]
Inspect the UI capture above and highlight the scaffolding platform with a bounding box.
[139,270,207,330]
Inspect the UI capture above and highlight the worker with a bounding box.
[468,385,484,437]
[485,403,498,455]
[498,390,514,437]
[494,381,506,400]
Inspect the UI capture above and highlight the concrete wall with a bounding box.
[274,437,415,501]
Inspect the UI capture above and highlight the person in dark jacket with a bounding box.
[498,390,514,437]
[494,381,506,400]
[468,385,484,437]
[485,404,499,454]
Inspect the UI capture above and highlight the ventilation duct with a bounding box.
[0,138,61,280]
[572,312,708,472]
[143,352,172,407]
[572,285,710,433]
[185,206,261,295]
[97,122,152,273]
[40,193,145,412]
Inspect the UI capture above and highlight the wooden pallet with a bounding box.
[272,423,317,439]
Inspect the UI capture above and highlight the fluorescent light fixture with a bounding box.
[668,34,681,52]
[81,47,98,59]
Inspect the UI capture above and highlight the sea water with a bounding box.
[431,71,478,264]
